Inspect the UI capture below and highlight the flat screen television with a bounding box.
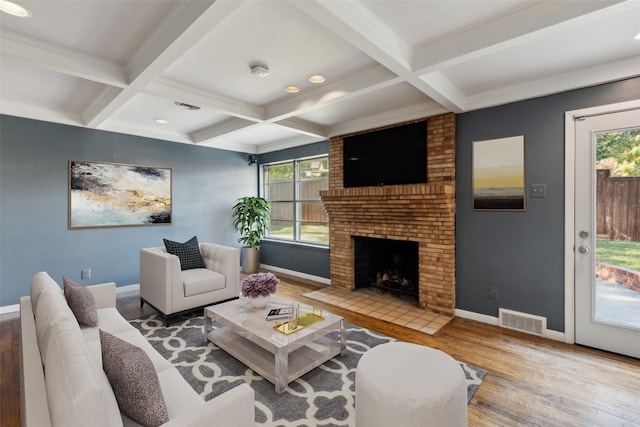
[343,121,427,188]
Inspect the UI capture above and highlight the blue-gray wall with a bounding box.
[258,141,330,279]
[3,77,639,324]
[456,77,640,332]
[0,115,256,306]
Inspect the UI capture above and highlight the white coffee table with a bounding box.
[204,297,346,394]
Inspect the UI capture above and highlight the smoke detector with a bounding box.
[250,64,270,78]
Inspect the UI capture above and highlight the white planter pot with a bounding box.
[248,294,270,308]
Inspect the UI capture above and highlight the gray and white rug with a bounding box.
[130,315,487,427]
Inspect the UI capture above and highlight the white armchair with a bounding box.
[140,242,240,319]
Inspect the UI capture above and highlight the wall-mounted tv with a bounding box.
[343,120,427,188]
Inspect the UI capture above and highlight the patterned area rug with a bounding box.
[130,315,487,427]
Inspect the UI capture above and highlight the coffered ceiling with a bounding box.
[1,0,639,153]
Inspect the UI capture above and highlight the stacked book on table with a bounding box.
[265,306,294,320]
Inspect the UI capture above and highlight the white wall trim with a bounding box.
[455,308,566,342]
[564,99,640,346]
[260,264,331,286]
[116,283,140,294]
[0,304,19,314]
[564,110,577,344]
[455,308,499,325]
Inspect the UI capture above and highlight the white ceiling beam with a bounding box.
[466,56,640,112]
[413,0,626,73]
[83,86,124,127]
[408,1,627,114]
[191,118,257,144]
[0,100,84,127]
[418,72,468,112]
[146,77,265,122]
[84,0,242,128]
[292,0,464,113]
[291,0,413,73]
[274,118,329,138]
[257,135,328,155]
[0,29,127,87]
[329,102,448,138]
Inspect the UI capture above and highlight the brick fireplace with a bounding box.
[320,113,456,316]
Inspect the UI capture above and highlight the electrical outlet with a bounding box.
[81,268,91,279]
[488,287,498,300]
[531,184,546,198]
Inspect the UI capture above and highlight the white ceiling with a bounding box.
[1,0,639,154]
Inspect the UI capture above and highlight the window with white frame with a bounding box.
[263,156,329,245]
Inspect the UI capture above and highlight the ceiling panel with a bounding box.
[445,4,640,96]
[1,0,638,152]
[296,82,435,126]
[1,0,179,64]
[0,55,107,118]
[162,0,374,106]
[102,93,232,138]
[363,0,538,48]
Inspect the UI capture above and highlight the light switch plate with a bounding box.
[531,184,546,198]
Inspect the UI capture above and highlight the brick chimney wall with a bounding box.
[320,113,456,315]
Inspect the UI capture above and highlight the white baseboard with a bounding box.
[260,264,331,286]
[455,309,499,325]
[543,329,566,342]
[0,304,19,314]
[116,283,140,294]
[455,308,566,342]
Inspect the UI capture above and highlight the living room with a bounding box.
[1,1,640,426]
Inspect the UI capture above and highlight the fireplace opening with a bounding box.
[354,236,419,304]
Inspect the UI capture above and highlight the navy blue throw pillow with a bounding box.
[163,236,206,270]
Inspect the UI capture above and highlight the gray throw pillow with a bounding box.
[63,277,98,327]
[163,235,206,270]
[100,330,169,427]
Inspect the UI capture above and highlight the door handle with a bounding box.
[578,246,589,254]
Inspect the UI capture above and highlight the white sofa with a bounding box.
[20,271,255,427]
[140,243,240,318]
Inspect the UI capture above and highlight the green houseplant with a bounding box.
[232,196,271,273]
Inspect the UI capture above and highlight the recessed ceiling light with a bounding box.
[155,119,169,124]
[0,0,31,17]
[635,32,640,40]
[308,75,325,84]
[284,86,300,93]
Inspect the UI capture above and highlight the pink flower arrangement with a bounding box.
[241,272,280,298]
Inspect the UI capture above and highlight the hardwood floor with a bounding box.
[2,275,640,426]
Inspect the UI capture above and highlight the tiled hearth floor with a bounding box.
[303,287,454,336]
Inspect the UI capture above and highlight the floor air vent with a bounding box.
[498,308,546,336]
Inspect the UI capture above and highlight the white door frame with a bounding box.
[564,99,640,344]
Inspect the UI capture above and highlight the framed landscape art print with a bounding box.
[69,160,172,229]
[472,135,525,211]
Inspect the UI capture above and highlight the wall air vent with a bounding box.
[498,308,547,337]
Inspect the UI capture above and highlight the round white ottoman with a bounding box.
[355,342,467,427]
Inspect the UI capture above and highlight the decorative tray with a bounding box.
[274,308,324,335]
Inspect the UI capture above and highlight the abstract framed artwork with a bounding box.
[69,160,172,229]
[472,135,525,211]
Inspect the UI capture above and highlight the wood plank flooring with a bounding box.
[2,275,639,426]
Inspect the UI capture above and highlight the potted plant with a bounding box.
[241,272,280,307]
[232,196,270,273]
